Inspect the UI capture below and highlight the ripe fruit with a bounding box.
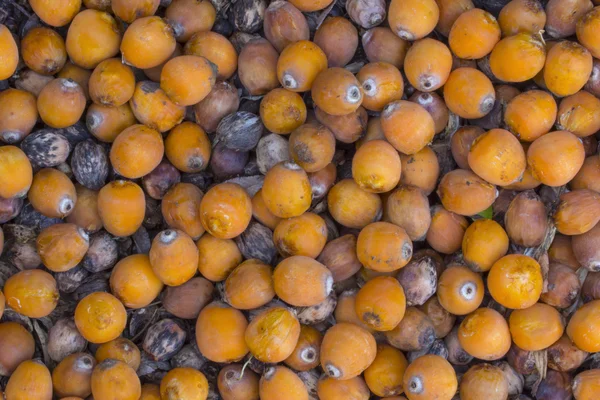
[437,169,497,216]
[262,162,312,218]
[95,338,141,370]
[110,254,164,308]
[110,124,164,179]
[399,147,440,194]
[165,122,211,173]
[112,0,160,23]
[577,6,600,58]
[357,222,413,272]
[0,322,35,376]
[437,265,484,315]
[402,355,457,400]
[91,360,141,400]
[312,67,363,115]
[504,89,557,142]
[381,100,435,155]
[52,353,96,398]
[196,302,249,363]
[357,62,404,111]
[97,180,146,237]
[388,0,440,41]
[277,40,328,92]
[556,90,600,137]
[160,368,208,400]
[458,308,511,360]
[245,307,300,363]
[149,229,199,286]
[363,344,408,397]
[273,212,327,258]
[490,33,546,82]
[498,0,546,36]
[121,17,176,69]
[37,223,89,272]
[314,16,358,67]
[21,27,67,75]
[75,292,127,343]
[5,360,52,400]
[130,81,186,132]
[66,185,103,232]
[567,299,600,352]
[259,366,308,400]
[260,89,307,134]
[0,89,38,144]
[3,269,58,318]
[89,58,136,107]
[199,183,252,239]
[449,8,501,59]
[165,0,216,43]
[288,122,335,172]
[352,140,401,193]
[460,363,508,400]
[527,130,585,186]
[37,78,86,128]
[573,369,600,400]
[468,128,526,186]
[405,39,452,92]
[384,185,431,241]
[184,31,238,79]
[161,55,217,106]
[320,322,376,380]
[86,103,137,143]
[426,205,469,254]
[509,302,565,351]
[444,67,495,119]
[488,254,543,309]
[355,276,406,331]
[317,376,370,400]
[0,146,33,198]
[284,325,322,371]
[274,256,333,306]
[462,219,509,272]
[28,168,77,218]
[0,24,18,80]
[544,40,593,97]
[224,259,275,310]
[66,10,121,69]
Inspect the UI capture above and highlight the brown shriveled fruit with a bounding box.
[238,38,279,96]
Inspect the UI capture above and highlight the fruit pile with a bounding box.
[1,0,600,399]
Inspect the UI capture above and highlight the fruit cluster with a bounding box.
[1,0,600,399]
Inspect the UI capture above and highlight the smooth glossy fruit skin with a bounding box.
[402,355,457,400]
[87,103,137,143]
[405,39,452,92]
[161,55,217,106]
[437,265,484,315]
[110,254,164,309]
[91,359,141,400]
[355,276,406,331]
[384,185,431,241]
[218,364,259,400]
[184,31,238,80]
[577,6,600,58]
[110,124,164,179]
[245,307,301,363]
[274,256,333,306]
[5,360,52,400]
[312,67,363,116]
[362,27,410,69]
[199,183,252,239]
[238,38,279,96]
[458,308,511,360]
[121,17,177,69]
[97,180,146,237]
[509,302,565,351]
[0,145,33,198]
[573,369,600,400]
[197,234,241,282]
[490,33,546,82]
[277,40,328,92]
[462,219,509,272]
[0,24,18,80]
[320,322,377,380]
[224,260,275,310]
[52,352,96,398]
[74,292,127,344]
[449,8,501,59]
[443,67,496,119]
[488,254,543,309]
[426,205,469,255]
[388,0,439,41]
[527,130,585,187]
[363,344,407,397]
[3,269,59,318]
[264,1,310,53]
[260,366,308,400]
[498,0,546,36]
[567,299,600,352]
[0,322,35,376]
[544,40,593,97]
[66,10,121,69]
[160,368,208,400]
[196,302,249,363]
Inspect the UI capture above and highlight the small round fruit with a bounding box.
[111,0,160,23]
[28,168,77,219]
[288,0,333,12]
[165,122,211,173]
[320,322,377,380]
[262,162,312,218]
[312,67,363,116]
[98,180,146,237]
[88,58,135,107]
[317,376,370,400]
[328,179,382,229]
[488,254,543,309]
[66,10,121,69]
[21,27,67,75]
[86,103,137,143]
[402,355,457,400]
[355,276,406,331]
[504,89,557,142]
[352,140,401,193]
[357,62,404,111]
[405,38,452,92]
[567,299,600,352]
[259,366,308,400]
[149,229,199,287]
[468,128,526,186]
[218,364,259,400]
[165,0,216,43]
[449,8,501,59]
[388,0,440,41]
[314,16,358,68]
[556,90,600,138]
[5,360,52,400]
[399,147,440,194]
[197,234,241,281]
[363,344,408,397]
[52,352,96,398]
[498,0,546,36]
[160,368,208,400]
[573,369,600,400]
[130,81,186,132]
[37,223,89,272]
[274,256,333,307]
[273,213,327,258]
[459,308,511,360]
[91,360,141,400]
[0,24,18,80]
[0,322,35,376]
[435,0,475,37]
[426,206,469,255]
[196,301,249,363]
[3,269,58,318]
[199,183,252,239]
[288,122,336,172]
[460,363,508,400]
[260,88,307,134]
[444,67,496,119]
[384,185,431,241]
[237,38,279,96]
[362,27,410,68]
[527,130,585,186]
[437,265,484,315]
[121,17,176,69]
[284,325,322,372]
[509,302,564,351]
[110,124,164,179]
[0,146,32,198]
[544,40,593,97]
[245,307,301,363]
[277,40,328,92]
[437,169,497,216]
[490,33,546,82]
[224,260,275,310]
[381,100,435,155]
[462,219,509,272]
[184,31,237,80]
[95,338,141,370]
[357,222,413,272]
[75,292,127,344]
[161,55,216,106]
[37,78,86,128]
[0,89,38,144]
[110,254,164,308]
